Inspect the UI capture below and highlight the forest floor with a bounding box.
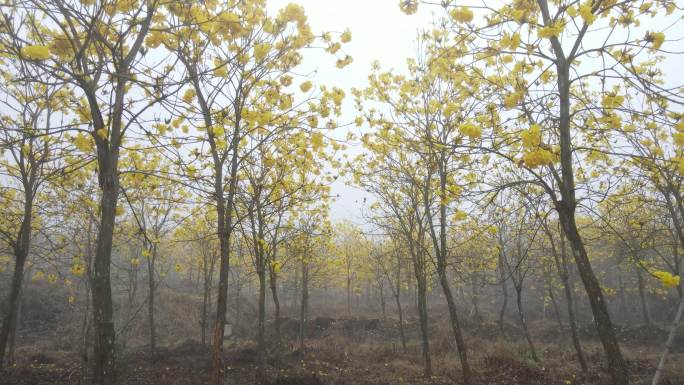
[1,313,683,385]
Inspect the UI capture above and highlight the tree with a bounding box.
[0,67,66,369]
[3,1,169,381]
[158,2,350,380]
[399,1,683,382]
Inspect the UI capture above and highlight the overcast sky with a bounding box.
[265,0,438,224]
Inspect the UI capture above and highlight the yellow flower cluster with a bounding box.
[459,121,481,139]
[145,31,165,49]
[300,80,313,93]
[253,43,271,62]
[71,263,86,277]
[567,3,596,25]
[521,124,541,148]
[450,7,474,23]
[523,148,555,168]
[500,32,521,50]
[653,270,680,289]
[503,91,524,109]
[182,88,196,103]
[336,55,353,68]
[399,0,418,15]
[578,4,596,25]
[21,45,50,61]
[537,21,565,39]
[647,31,665,50]
[602,94,624,109]
[341,29,352,43]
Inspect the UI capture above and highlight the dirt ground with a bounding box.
[1,315,682,385]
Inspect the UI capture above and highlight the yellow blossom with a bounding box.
[21,45,51,60]
[647,31,665,50]
[399,0,418,15]
[300,80,313,93]
[450,7,474,23]
[523,148,555,168]
[578,3,596,25]
[521,124,542,148]
[459,121,481,139]
[340,29,352,43]
[653,270,680,289]
[253,43,271,62]
[537,21,565,39]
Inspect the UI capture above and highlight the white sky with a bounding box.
[267,0,437,224]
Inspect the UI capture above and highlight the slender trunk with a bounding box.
[515,285,539,362]
[201,262,209,346]
[257,268,266,372]
[270,271,281,351]
[379,284,386,321]
[81,289,91,384]
[439,273,472,382]
[299,254,309,350]
[498,252,509,331]
[0,197,33,369]
[147,246,156,356]
[558,224,589,375]
[636,267,652,326]
[394,256,407,352]
[235,276,241,342]
[548,285,564,330]
[6,286,22,367]
[417,278,432,377]
[471,274,481,321]
[347,265,352,315]
[394,293,407,353]
[618,270,630,325]
[651,297,684,385]
[209,93,240,385]
[0,252,27,369]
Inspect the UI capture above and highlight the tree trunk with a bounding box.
[379,284,386,321]
[269,270,281,353]
[498,252,509,332]
[417,278,432,377]
[235,275,242,342]
[0,252,27,369]
[347,266,352,316]
[470,274,481,322]
[558,207,627,384]
[651,297,684,385]
[618,270,630,325]
[394,292,407,353]
[393,256,407,352]
[515,286,539,362]
[257,268,266,372]
[439,273,472,382]
[201,261,209,346]
[636,266,652,326]
[92,173,118,385]
[0,197,33,369]
[147,245,156,356]
[548,285,564,330]
[299,256,309,350]
[6,287,22,367]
